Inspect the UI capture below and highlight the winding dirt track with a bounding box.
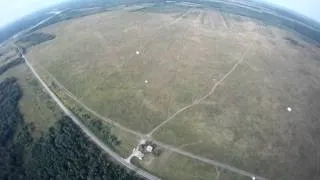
[18,48,160,180]
[28,52,267,180]
[14,6,269,180]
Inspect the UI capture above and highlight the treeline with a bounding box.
[0,58,24,75]
[0,77,142,180]
[17,33,56,49]
[0,10,51,43]
[1,0,320,44]
[64,99,121,148]
[0,0,150,43]
[31,0,156,33]
[27,117,141,180]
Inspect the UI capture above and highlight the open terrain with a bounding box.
[22,2,320,180]
[27,6,258,133]
[133,148,247,180]
[29,60,141,157]
[153,25,320,179]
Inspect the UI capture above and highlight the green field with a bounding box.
[21,2,320,180]
[32,64,140,157]
[133,149,247,180]
[26,6,259,133]
[153,26,320,179]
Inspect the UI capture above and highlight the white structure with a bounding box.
[136,51,140,55]
[146,145,153,153]
[287,107,292,112]
[135,151,144,160]
[252,176,256,180]
[140,139,146,144]
[132,148,144,160]
[144,80,149,84]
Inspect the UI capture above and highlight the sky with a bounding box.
[0,0,320,28]
[0,0,66,28]
[260,0,320,22]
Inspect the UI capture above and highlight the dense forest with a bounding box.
[0,58,24,75]
[0,77,141,180]
[0,77,29,179]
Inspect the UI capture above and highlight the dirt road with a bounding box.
[18,48,160,180]
[14,6,268,180]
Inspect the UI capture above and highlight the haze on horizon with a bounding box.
[259,0,320,22]
[0,0,65,28]
[0,0,319,28]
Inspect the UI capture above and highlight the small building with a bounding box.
[132,148,144,160]
[135,150,144,160]
[146,145,153,153]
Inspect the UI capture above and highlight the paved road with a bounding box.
[13,7,268,180]
[35,58,268,180]
[18,49,160,180]
[40,64,268,180]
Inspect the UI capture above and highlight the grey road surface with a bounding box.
[18,49,160,180]
[12,6,269,179]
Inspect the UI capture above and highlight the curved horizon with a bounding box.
[1,0,320,29]
[0,0,66,28]
[259,0,320,23]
